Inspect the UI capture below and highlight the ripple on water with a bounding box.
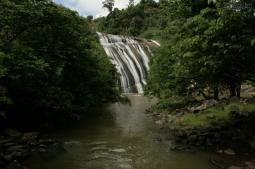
[110,148,127,153]
[26,96,213,169]
[89,152,122,160]
[84,140,134,169]
[86,141,108,146]
[87,145,108,153]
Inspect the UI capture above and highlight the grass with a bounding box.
[176,102,255,128]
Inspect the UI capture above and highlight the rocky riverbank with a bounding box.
[146,98,255,169]
[0,132,63,169]
[148,98,255,149]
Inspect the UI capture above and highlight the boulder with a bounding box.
[217,149,223,154]
[207,114,217,119]
[224,149,236,155]
[7,145,26,152]
[6,160,28,169]
[188,134,197,142]
[47,142,65,154]
[153,137,162,143]
[230,96,240,103]
[39,139,54,145]
[210,157,227,169]
[4,129,22,138]
[175,108,189,114]
[213,133,221,139]
[3,142,16,148]
[175,130,187,139]
[0,138,13,145]
[155,120,164,125]
[145,109,152,114]
[245,161,255,169]
[228,166,243,169]
[206,138,213,146]
[229,105,240,117]
[169,145,177,151]
[168,145,187,152]
[22,132,39,143]
[191,99,218,113]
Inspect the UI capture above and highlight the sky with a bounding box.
[53,0,141,18]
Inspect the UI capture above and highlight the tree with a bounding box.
[87,15,93,22]
[0,0,120,127]
[147,4,255,100]
[103,0,115,13]
[128,0,135,7]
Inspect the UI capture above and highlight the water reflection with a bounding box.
[26,95,213,169]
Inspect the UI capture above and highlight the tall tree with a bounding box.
[0,0,120,127]
[103,0,115,13]
[128,0,135,7]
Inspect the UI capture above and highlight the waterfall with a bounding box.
[98,32,159,94]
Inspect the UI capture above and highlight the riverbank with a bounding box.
[0,132,64,169]
[147,96,255,169]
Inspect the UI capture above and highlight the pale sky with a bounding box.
[53,0,141,18]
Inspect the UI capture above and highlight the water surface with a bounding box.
[27,95,214,169]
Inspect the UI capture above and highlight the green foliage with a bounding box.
[95,0,161,37]
[179,102,255,128]
[103,0,115,13]
[95,0,255,117]
[128,0,135,7]
[152,96,195,112]
[0,0,120,127]
[146,1,255,103]
[95,0,255,104]
[95,0,210,39]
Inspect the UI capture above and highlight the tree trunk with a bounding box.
[213,86,219,100]
[236,84,241,98]
[229,84,236,97]
[229,83,241,98]
[199,90,209,100]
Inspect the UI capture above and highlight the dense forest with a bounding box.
[96,0,255,108]
[0,0,254,129]
[0,0,120,129]
[0,0,254,130]
[0,0,255,169]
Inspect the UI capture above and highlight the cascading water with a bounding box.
[98,32,159,94]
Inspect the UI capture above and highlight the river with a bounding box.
[26,95,214,169]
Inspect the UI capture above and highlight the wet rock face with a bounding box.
[0,133,63,169]
[170,127,220,147]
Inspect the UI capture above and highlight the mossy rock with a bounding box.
[229,105,240,113]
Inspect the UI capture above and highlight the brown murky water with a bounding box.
[26,95,215,169]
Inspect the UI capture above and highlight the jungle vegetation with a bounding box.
[0,0,120,129]
[96,0,255,109]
